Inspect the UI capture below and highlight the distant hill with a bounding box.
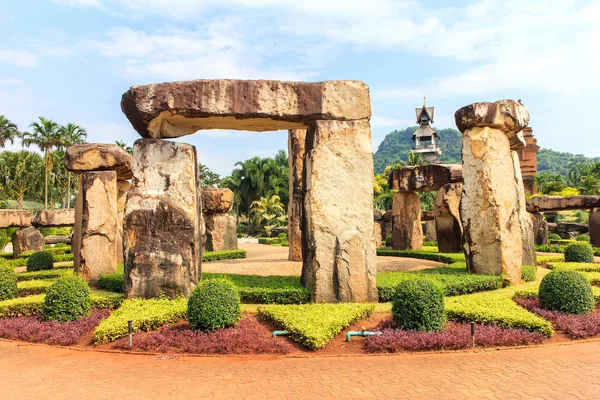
[373,127,599,176]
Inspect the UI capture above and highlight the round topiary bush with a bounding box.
[43,276,91,321]
[0,266,18,301]
[26,250,54,272]
[576,234,591,242]
[187,279,241,331]
[548,233,562,241]
[392,279,446,331]
[564,242,595,263]
[539,270,594,314]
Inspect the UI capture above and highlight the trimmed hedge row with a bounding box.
[536,255,564,265]
[17,279,55,296]
[546,262,600,272]
[16,268,73,282]
[258,303,375,349]
[0,253,74,269]
[0,267,18,300]
[535,244,564,253]
[202,249,247,262]
[376,248,466,264]
[258,237,288,246]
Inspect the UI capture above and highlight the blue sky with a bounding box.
[1,0,599,176]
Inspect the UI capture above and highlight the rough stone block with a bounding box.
[391,191,423,251]
[201,188,234,215]
[65,144,133,180]
[0,210,32,228]
[302,120,377,303]
[116,180,131,264]
[288,129,306,262]
[526,196,600,213]
[531,212,548,246]
[12,227,44,257]
[590,208,600,247]
[434,183,463,253]
[124,139,201,299]
[205,214,238,251]
[32,209,75,227]
[388,164,463,192]
[425,220,437,243]
[511,151,536,266]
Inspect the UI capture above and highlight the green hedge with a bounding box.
[258,303,375,349]
[514,286,600,306]
[0,253,74,269]
[17,279,55,296]
[202,249,246,262]
[521,265,537,282]
[19,247,71,258]
[535,244,564,253]
[0,267,18,300]
[98,273,124,293]
[258,237,288,246]
[549,239,576,246]
[94,297,187,344]
[546,262,600,272]
[536,255,564,265]
[445,291,554,337]
[16,268,73,282]
[0,290,123,318]
[376,248,466,264]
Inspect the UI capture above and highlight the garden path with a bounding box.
[1,337,598,399]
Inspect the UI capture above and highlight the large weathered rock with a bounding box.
[388,164,463,192]
[302,120,377,303]
[288,129,306,262]
[391,191,423,250]
[0,210,32,228]
[434,183,463,253]
[44,235,72,245]
[425,220,437,242]
[204,214,238,251]
[76,171,118,286]
[121,80,371,138]
[526,196,600,213]
[65,144,133,180]
[32,209,75,227]
[457,100,526,284]
[124,139,201,299]
[531,213,548,246]
[116,181,131,264]
[454,100,529,151]
[590,208,600,247]
[201,188,234,215]
[511,151,536,266]
[12,227,44,257]
[549,222,588,239]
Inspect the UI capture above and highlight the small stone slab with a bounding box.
[526,195,600,213]
[201,188,234,215]
[0,210,32,228]
[44,235,72,245]
[121,79,371,138]
[388,164,462,192]
[65,144,133,180]
[32,209,75,227]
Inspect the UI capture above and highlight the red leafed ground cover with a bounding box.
[514,298,600,339]
[364,318,545,353]
[0,309,110,346]
[111,317,293,354]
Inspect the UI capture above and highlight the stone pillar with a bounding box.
[12,227,44,258]
[434,183,463,253]
[455,100,529,284]
[531,212,548,245]
[302,120,377,303]
[77,171,118,286]
[425,220,437,242]
[72,181,83,273]
[124,139,201,299]
[590,208,600,247]
[116,181,131,264]
[201,187,236,252]
[391,191,422,250]
[288,129,306,261]
[511,151,536,266]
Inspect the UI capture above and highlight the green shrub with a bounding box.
[187,279,241,331]
[564,242,595,263]
[521,265,537,282]
[535,244,564,253]
[43,276,91,321]
[16,268,72,282]
[94,297,187,344]
[0,267,18,301]
[258,303,375,349]
[538,270,594,315]
[98,273,124,293]
[202,249,246,262]
[548,233,562,241]
[276,232,287,239]
[546,262,600,272]
[17,279,55,296]
[392,279,445,331]
[258,237,285,245]
[423,241,438,247]
[26,251,54,272]
[549,239,576,246]
[376,248,466,264]
[205,273,308,304]
[385,234,392,247]
[576,234,591,242]
[536,255,564,265]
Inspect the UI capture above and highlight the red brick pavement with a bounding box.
[2,339,599,399]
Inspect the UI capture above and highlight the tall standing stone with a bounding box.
[12,227,44,258]
[531,212,548,245]
[302,120,377,303]
[116,180,131,264]
[590,208,600,247]
[434,183,463,253]
[77,171,118,285]
[288,129,306,262]
[455,100,529,284]
[202,188,237,252]
[124,139,201,299]
[425,220,437,242]
[511,151,536,266]
[391,191,422,250]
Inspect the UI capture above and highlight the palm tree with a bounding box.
[115,140,133,155]
[60,123,87,208]
[406,152,429,166]
[0,115,19,148]
[250,195,285,233]
[21,117,64,209]
[0,151,44,208]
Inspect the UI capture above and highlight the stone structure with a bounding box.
[391,191,422,250]
[455,100,529,284]
[122,79,377,303]
[44,235,71,245]
[388,164,462,192]
[288,129,306,261]
[116,181,131,264]
[64,143,133,180]
[0,210,32,228]
[548,222,588,239]
[526,196,600,213]
[511,151,536,266]
[31,209,75,227]
[531,213,548,246]
[12,226,44,257]
[590,209,600,247]
[411,97,442,164]
[425,220,437,242]
[202,188,237,252]
[434,183,463,253]
[517,127,539,194]
[124,139,202,299]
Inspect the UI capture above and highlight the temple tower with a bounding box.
[411,96,442,164]
[517,127,539,194]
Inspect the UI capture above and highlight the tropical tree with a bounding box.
[0,115,19,148]
[115,140,133,154]
[198,162,221,187]
[20,117,64,209]
[61,123,87,207]
[0,151,44,208]
[249,195,286,234]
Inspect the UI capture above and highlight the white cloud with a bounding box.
[0,78,24,86]
[0,49,38,68]
[51,0,102,7]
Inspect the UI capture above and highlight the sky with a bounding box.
[1,0,599,176]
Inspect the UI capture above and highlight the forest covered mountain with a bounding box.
[373,127,599,176]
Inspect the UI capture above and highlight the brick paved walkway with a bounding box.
[1,339,599,399]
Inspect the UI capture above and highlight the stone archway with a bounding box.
[120,79,378,303]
